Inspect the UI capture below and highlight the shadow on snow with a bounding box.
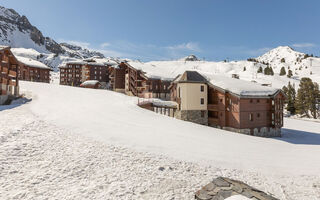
[0,98,32,112]
[274,128,320,145]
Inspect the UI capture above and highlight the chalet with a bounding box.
[60,60,109,87]
[17,56,51,83]
[109,62,171,100]
[0,46,19,105]
[170,71,285,137]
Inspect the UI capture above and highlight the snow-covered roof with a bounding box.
[204,73,279,97]
[80,80,100,86]
[16,56,51,70]
[0,45,10,50]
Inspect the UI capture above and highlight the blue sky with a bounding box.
[2,0,320,61]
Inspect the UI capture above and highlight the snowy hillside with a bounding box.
[1,81,320,199]
[0,6,106,70]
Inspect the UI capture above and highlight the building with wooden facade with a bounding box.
[109,62,171,100]
[0,46,19,105]
[170,71,285,137]
[60,60,109,87]
[17,56,51,83]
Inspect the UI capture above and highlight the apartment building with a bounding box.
[0,46,19,104]
[109,62,171,100]
[60,61,108,87]
[170,71,285,137]
[17,56,51,83]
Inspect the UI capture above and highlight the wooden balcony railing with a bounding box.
[207,104,219,111]
[8,70,17,78]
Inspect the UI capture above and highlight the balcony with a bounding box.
[8,70,17,78]
[1,67,8,74]
[208,118,219,125]
[207,104,218,111]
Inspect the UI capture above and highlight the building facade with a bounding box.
[109,62,171,100]
[170,71,285,137]
[60,61,108,87]
[0,46,19,104]
[17,56,51,83]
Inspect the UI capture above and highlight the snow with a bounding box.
[204,74,279,97]
[16,55,51,70]
[80,80,100,86]
[225,195,251,200]
[1,81,320,199]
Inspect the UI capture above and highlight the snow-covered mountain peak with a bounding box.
[179,55,200,61]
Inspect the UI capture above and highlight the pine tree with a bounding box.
[280,67,286,76]
[264,66,269,75]
[295,78,320,118]
[243,66,246,71]
[287,82,296,115]
[281,58,286,63]
[287,70,293,78]
[257,66,263,73]
[270,67,274,75]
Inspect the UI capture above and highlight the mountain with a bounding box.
[179,55,200,61]
[0,6,106,70]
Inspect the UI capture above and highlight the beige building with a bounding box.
[171,71,209,125]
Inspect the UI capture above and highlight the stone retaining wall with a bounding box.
[175,110,208,125]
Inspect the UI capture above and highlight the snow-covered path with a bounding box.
[1,81,320,199]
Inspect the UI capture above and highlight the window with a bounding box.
[249,113,253,121]
[257,113,260,118]
[220,99,223,103]
[200,85,204,92]
[201,111,205,118]
[250,99,253,103]
[201,98,204,105]
[257,99,260,103]
[178,87,181,98]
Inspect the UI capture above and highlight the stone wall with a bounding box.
[175,110,208,125]
[223,127,281,137]
[0,95,8,105]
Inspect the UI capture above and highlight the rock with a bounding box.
[158,167,165,171]
[195,177,279,200]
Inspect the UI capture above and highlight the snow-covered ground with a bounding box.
[1,81,320,199]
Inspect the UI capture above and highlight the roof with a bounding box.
[175,71,208,83]
[204,73,279,98]
[0,45,10,50]
[80,80,101,86]
[16,56,51,70]
[66,61,107,66]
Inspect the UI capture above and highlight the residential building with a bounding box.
[170,71,285,137]
[17,56,51,83]
[60,61,108,87]
[0,46,19,104]
[109,62,171,100]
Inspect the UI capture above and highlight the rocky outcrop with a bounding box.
[195,177,278,200]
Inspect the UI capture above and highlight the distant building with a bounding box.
[60,61,109,87]
[170,71,285,137]
[80,80,102,89]
[0,46,19,104]
[109,62,171,100]
[17,56,51,83]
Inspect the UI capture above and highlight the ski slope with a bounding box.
[20,81,320,175]
[1,81,320,199]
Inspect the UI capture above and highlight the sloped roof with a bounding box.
[176,71,208,83]
[0,45,10,50]
[16,56,51,70]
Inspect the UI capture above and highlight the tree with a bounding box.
[281,58,286,63]
[270,67,274,75]
[280,67,286,76]
[295,78,320,118]
[257,66,263,73]
[243,66,246,71]
[286,82,296,115]
[287,70,293,78]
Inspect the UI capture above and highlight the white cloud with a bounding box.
[167,42,201,52]
[292,43,316,48]
[100,42,110,48]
